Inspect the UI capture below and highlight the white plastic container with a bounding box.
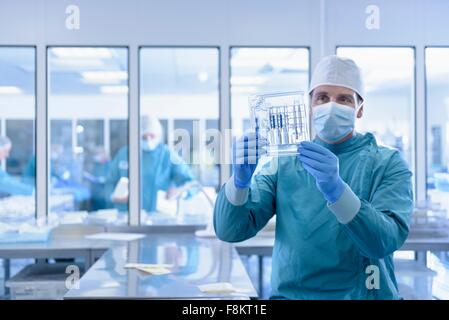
[112,176,129,199]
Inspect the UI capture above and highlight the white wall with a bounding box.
[0,0,320,46]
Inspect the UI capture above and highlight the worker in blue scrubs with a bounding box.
[84,147,112,210]
[0,136,34,197]
[214,55,413,299]
[106,115,196,213]
[22,144,91,208]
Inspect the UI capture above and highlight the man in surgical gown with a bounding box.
[106,116,196,213]
[214,55,413,299]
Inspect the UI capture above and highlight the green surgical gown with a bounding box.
[214,132,413,299]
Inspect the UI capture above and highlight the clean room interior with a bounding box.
[1,0,449,302]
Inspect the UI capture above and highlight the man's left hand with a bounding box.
[298,141,345,204]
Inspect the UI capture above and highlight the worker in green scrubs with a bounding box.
[214,55,413,299]
[106,115,196,213]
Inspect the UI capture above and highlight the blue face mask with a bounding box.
[312,102,356,143]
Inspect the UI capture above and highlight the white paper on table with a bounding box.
[85,232,146,241]
[198,282,236,294]
[124,263,173,275]
[198,282,252,294]
[100,281,121,288]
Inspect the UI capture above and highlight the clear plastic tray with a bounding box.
[250,91,310,157]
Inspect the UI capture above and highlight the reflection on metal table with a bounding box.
[64,234,258,300]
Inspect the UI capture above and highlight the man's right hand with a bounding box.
[232,131,267,189]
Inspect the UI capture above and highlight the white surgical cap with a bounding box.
[141,115,162,138]
[309,55,365,103]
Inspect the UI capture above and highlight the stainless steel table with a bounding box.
[0,220,207,297]
[0,236,117,268]
[64,234,258,299]
[0,219,207,273]
[0,235,118,297]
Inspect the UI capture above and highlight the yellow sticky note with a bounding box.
[198,282,236,294]
[124,263,173,275]
[136,266,171,275]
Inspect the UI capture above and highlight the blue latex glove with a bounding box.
[232,130,267,189]
[297,141,345,203]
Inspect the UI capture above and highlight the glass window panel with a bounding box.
[230,48,310,136]
[6,120,34,176]
[50,120,72,149]
[426,48,449,211]
[139,48,219,224]
[109,119,128,160]
[159,119,168,145]
[0,47,36,223]
[48,47,128,224]
[336,47,415,171]
[173,119,195,161]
